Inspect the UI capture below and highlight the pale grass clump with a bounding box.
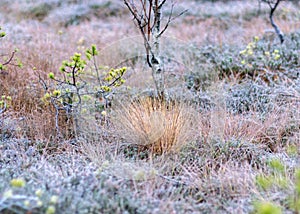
[185,161,256,194]
[198,99,299,151]
[112,96,197,154]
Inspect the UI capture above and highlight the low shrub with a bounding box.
[41,45,126,139]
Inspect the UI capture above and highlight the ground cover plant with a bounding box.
[1,0,300,213]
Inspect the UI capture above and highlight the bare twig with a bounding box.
[261,0,284,43]
[2,51,16,66]
[124,0,154,68]
[158,6,188,38]
[36,72,48,92]
[158,0,167,9]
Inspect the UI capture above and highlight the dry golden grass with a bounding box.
[0,33,76,141]
[0,64,54,139]
[112,96,197,155]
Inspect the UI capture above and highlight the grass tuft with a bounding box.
[112,96,197,155]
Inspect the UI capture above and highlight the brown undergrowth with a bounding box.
[0,49,75,142]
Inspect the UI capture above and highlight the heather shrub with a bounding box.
[186,31,300,91]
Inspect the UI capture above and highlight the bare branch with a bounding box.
[124,1,138,19]
[124,0,154,67]
[124,0,185,99]
[157,3,174,38]
[158,6,188,38]
[158,0,167,9]
[140,0,146,14]
[261,0,284,43]
[2,50,16,66]
[36,72,48,92]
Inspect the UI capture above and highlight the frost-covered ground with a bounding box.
[1,1,300,213]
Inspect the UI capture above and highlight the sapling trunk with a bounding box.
[152,1,165,99]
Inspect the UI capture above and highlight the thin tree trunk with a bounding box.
[152,1,165,99]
